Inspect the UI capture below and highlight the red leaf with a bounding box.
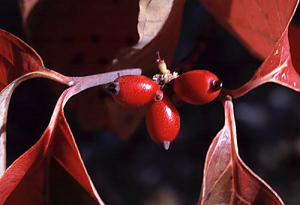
[0,29,74,90]
[19,0,140,77]
[0,69,141,204]
[109,0,186,74]
[210,1,300,98]
[199,0,299,60]
[0,29,73,175]
[199,99,283,204]
[0,28,141,202]
[0,29,43,90]
[0,29,71,87]
[0,89,103,204]
[221,24,300,98]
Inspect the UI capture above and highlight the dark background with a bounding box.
[1,0,300,204]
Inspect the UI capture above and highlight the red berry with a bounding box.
[146,96,180,150]
[173,70,222,105]
[107,75,162,107]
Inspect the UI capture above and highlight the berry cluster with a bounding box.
[107,54,222,150]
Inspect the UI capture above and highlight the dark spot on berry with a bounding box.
[127,36,136,46]
[98,56,108,65]
[63,36,73,43]
[70,53,84,64]
[89,33,100,43]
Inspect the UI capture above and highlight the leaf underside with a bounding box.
[199,100,283,205]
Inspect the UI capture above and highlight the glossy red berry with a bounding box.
[107,75,163,107]
[173,70,222,105]
[146,96,180,150]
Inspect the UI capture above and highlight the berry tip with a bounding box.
[105,82,120,95]
[161,140,170,151]
[212,80,223,91]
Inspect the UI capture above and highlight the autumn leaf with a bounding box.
[19,0,186,74]
[195,1,299,203]
[199,0,300,99]
[0,65,141,203]
[199,99,283,204]
[19,0,139,76]
[109,0,186,74]
[221,25,300,98]
[0,88,104,204]
[0,29,71,89]
[0,27,142,203]
[0,29,73,176]
[199,0,299,60]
